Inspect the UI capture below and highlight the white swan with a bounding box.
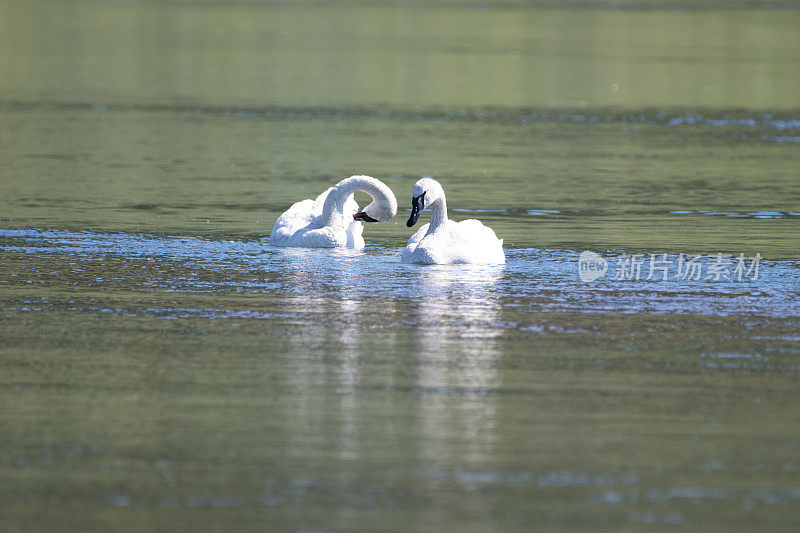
[402,178,505,265]
[270,175,397,249]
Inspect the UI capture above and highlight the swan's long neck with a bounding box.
[319,176,389,226]
[427,196,448,234]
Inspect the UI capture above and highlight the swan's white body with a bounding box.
[270,175,397,249]
[402,178,505,265]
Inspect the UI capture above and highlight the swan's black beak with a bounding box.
[353,211,379,223]
[406,193,424,227]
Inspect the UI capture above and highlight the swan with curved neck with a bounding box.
[270,175,397,248]
[402,177,505,264]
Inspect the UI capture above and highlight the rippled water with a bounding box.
[3,226,800,531]
[3,228,799,317]
[2,1,800,532]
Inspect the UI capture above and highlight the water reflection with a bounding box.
[407,265,503,387]
[3,229,800,529]
[273,255,506,467]
[405,266,503,465]
[275,249,400,465]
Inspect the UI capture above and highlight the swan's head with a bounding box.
[406,177,444,227]
[351,176,398,223]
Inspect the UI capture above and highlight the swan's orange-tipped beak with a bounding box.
[353,211,379,223]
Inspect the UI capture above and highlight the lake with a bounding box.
[1,1,799,531]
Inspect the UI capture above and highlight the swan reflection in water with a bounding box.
[406,265,503,464]
[271,250,504,472]
[273,248,400,463]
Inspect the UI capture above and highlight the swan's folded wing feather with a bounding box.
[402,219,505,265]
[269,198,317,243]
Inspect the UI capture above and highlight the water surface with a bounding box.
[1,1,800,531]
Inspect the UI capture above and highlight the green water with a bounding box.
[2,1,800,531]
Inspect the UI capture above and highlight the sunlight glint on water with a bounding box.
[1,1,800,531]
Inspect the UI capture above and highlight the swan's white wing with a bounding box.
[447,219,505,264]
[270,198,318,245]
[403,219,504,264]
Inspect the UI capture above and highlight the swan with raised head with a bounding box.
[270,175,397,248]
[402,177,505,264]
